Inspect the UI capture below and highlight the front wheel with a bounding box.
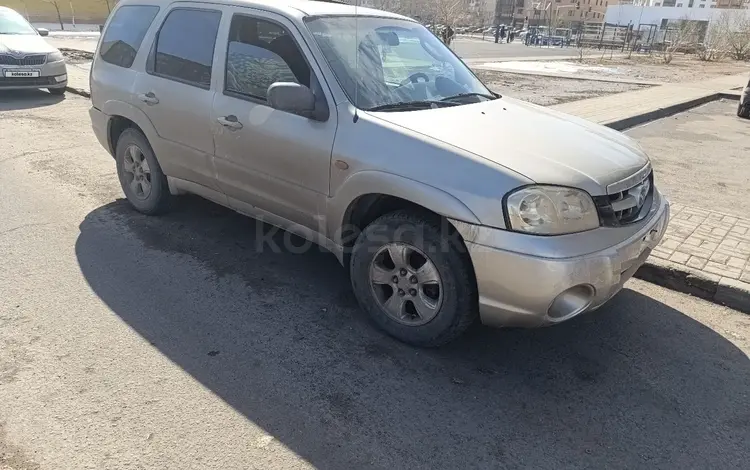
[350,211,477,347]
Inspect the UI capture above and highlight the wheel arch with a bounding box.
[100,100,159,157]
[330,171,481,266]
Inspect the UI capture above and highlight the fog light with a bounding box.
[54,74,67,83]
[547,284,595,320]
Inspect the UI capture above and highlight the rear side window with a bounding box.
[152,8,221,88]
[99,5,159,68]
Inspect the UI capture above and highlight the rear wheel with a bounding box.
[115,128,172,215]
[48,87,65,96]
[350,211,477,347]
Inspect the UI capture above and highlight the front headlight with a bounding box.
[47,50,64,62]
[505,186,599,235]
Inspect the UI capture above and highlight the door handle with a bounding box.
[217,115,243,130]
[137,92,159,105]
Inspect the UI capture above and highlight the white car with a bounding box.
[0,7,68,94]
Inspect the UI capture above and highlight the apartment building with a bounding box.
[631,0,747,7]
[497,0,612,26]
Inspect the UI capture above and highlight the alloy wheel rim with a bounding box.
[122,145,152,200]
[369,242,443,326]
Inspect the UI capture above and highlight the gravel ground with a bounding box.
[580,54,750,84]
[627,99,750,218]
[474,69,649,106]
[61,48,94,64]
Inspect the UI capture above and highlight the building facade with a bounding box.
[496,0,613,26]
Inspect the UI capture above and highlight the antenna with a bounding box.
[353,0,360,123]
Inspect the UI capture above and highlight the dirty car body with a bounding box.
[0,7,67,93]
[88,0,669,346]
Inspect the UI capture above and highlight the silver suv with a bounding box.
[89,0,669,346]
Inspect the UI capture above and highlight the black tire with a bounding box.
[115,128,172,215]
[737,101,750,119]
[350,211,477,347]
[48,87,65,96]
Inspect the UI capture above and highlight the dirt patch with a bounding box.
[474,69,649,106]
[61,48,94,64]
[579,54,750,84]
[0,423,39,470]
[626,99,750,218]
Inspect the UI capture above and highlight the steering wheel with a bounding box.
[399,72,430,87]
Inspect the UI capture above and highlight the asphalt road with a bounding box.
[1,91,749,470]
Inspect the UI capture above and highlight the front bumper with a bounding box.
[456,189,670,328]
[0,60,67,90]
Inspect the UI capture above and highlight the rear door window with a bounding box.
[99,5,160,68]
[151,8,222,88]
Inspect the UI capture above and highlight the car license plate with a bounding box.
[3,69,41,78]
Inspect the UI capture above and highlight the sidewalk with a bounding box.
[61,62,750,313]
[639,204,750,313]
[551,73,745,130]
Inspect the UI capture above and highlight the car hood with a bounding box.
[0,34,56,54]
[368,96,650,195]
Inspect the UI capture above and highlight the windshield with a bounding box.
[305,16,494,111]
[0,10,37,35]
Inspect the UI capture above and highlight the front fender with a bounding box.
[327,170,481,245]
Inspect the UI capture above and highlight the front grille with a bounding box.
[0,76,57,87]
[0,54,47,66]
[594,171,654,227]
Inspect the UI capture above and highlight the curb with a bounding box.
[603,93,722,131]
[603,92,741,131]
[635,258,750,314]
[65,85,90,98]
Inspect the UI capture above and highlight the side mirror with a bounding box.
[37,28,49,37]
[267,82,316,119]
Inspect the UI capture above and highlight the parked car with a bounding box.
[89,0,669,347]
[738,74,750,119]
[0,6,67,94]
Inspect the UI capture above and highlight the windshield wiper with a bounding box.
[440,92,499,102]
[365,100,458,112]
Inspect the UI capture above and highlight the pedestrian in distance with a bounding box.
[494,24,500,44]
[445,24,454,46]
[500,25,506,42]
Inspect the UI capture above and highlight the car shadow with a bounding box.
[75,197,750,469]
[0,89,65,111]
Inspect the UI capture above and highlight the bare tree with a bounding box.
[43,0,64,31]
[660,18,700,64]
[431,0,464,26]
[715,10,750,61]
[697,17,728,62]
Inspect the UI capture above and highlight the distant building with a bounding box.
[495,0,613,27]
[604,4,750,27]
[623,0,748,7]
